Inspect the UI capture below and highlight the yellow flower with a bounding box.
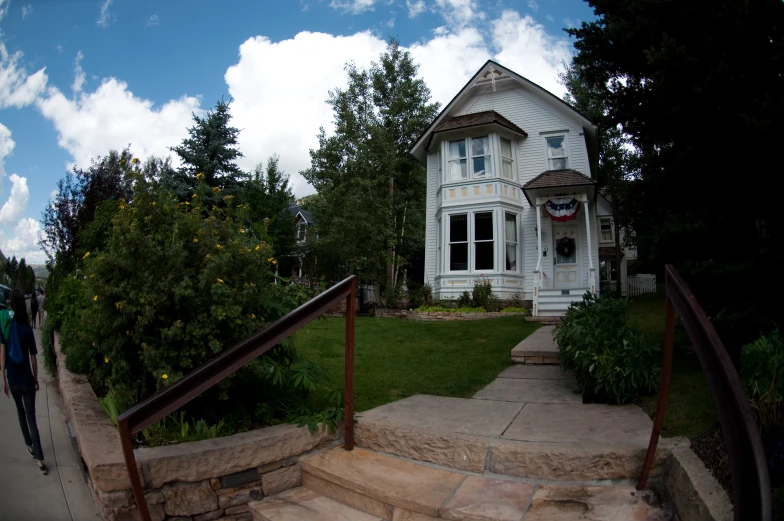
[192,193,198,199]
[239,228,246,233]
[132,157,140,164]
[104,357,109,363]
[162,374,168,380]
[89,274,94,278]
[196,172,205,179]
[272,259,277,265]
[120,205,126,210]
[267,257,274,262]
[141,343,148,350]
[193,238,199,243]
[251,313,256,319]
[185,201,190,205]
[152,201,156,205]
[255,245,260,251]
[217,278,224,283]
[216,244,224,250]
[93,295,98,301]
[212,187,220,193]
[83,251,90,259]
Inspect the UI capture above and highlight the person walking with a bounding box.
[1,289,47,474]
[30,291,38,329]
[37,289,45,326]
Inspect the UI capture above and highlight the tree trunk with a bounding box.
[385,174,395,297]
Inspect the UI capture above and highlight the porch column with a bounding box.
[581,195,596,294]
[534,199,544,316]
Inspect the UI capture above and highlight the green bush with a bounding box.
[58,171,337,431]
[554,293,660,404]
[741,330,784,434]
[408,283,433,310]
[471,278,500,311]
[457,291,472,308]
[41,318,58,377]
[501,307,528,314]
[413,306,486,313]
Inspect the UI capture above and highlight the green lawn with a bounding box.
[296,316,538,412]
[629,286,718,438]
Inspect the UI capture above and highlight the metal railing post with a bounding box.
[637,271,675,489]
[118,418,151,521]
[344,278,356,450]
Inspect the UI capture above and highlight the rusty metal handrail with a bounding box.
[637,265,770,520]
[117,275,357,521]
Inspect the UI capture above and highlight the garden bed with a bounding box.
[53,333,338,521]
[374,309,527,320]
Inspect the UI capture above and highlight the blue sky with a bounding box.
[0,0,594,263]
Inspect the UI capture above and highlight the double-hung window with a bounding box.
[599,217,613,243]
[474,212,494,270]
[448,140,468,181]
[546,136,568,170]
[471,137,491,177]
[500,138,514,179]
[297,222,307,242]
[449,214,468,271]
[504,212,518,271]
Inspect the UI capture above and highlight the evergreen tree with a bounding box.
[245,155,296,258]
[170,99,246,192]
[302,40,439,300]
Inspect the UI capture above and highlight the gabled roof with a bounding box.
[288,204,314,225]
[410,60,598,175]
[522,169,596,190]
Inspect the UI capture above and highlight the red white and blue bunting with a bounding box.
[544,197,580,222]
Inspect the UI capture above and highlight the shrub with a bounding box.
[457,291,472,308]
[472,277,500,311]
[501,307,528,314]
[41,318,58,377]
[554,293,660,404]
[59,171,336,430]
[510,292,524,308]
[741,330,784,434]
[408,283,433,310]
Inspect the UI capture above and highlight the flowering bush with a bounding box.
[59,171,335,431]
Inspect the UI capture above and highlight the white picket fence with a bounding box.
[627,274,657,297]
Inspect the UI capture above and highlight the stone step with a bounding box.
[510,326,560,364]
[354,395,685,480]
[299,446,671,521]
[250,487,383,521]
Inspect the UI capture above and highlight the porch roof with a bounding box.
[522,169,598,205]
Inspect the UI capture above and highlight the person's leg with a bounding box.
[10,386,34,450]
[20,385,44,461]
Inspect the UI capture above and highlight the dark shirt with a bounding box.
[2,322,37,387]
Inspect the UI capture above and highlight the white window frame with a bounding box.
[544,134,569,170]
[448,213,469,272]
[436,217,442,275]
[297,221,307,243]
[500,137,515,180]
[503,212,519,273]
[473,211,495,272]
[443,136,495,184]
[599,217,614,243]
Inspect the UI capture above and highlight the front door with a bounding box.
[553,223,580,289]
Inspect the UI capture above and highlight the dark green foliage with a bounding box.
[741,331,784,434]
[408,283,434,310]
[457,291,471,308]
[244,156,296,258]
[567,0,784,346]
[471,278,500,312]
[302,39,439,297]
[555,293,660,404]
[170,99,246,193]
[41,318,58,377]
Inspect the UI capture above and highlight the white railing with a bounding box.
[627,274,657,296]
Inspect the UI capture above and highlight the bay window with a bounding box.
[546,135,568,170]
[504,212,518,271]
[449,214,468,270]
[446,136,498,182]
[474,212,494,270]
[471,136,491,177]
[448,140,468,181]
[500,138,514,179]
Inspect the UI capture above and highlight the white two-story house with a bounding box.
[410,60,617,316]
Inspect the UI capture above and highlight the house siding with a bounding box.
[424,152,439,286]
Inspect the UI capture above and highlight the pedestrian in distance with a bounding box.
[37,289,45,327]
[30,291,38,329]
[1,289,48,474]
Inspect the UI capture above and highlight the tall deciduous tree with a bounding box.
[170,99,246,192]
[302,40,439,300]
[567,0,784,346]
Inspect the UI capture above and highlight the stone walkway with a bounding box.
[510,326,560,364]
[0,327,100,521]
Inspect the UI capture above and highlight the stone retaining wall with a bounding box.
[54,334,339,521]
[663,446,732,521]
[374,309,528,321]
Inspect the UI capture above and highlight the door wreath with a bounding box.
[556,236,575,259]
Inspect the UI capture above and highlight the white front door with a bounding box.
[553,223,580,289]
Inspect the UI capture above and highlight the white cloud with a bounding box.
[0,122,15,189]
[562,17,577,29]
[492,11,571,97]
[546,14,554,22]
[97,0,113,28]
[0,174,29,225]
[72,51,85,94]
[329,0,376,14]
[0,217,44,263]
[56,45,63,53]
[0,0,9,21]
[406,0,426,18]
[527,0,538,12]
[434,0,483,27]
[21,4,32,19]
[147,14,160,26]
[0,43,48,109]
[36,79,201,172]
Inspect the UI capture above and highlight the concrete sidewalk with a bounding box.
[0,326,100,521]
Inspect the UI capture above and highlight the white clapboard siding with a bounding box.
[424,152,439,286]
[628,274,657,296]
